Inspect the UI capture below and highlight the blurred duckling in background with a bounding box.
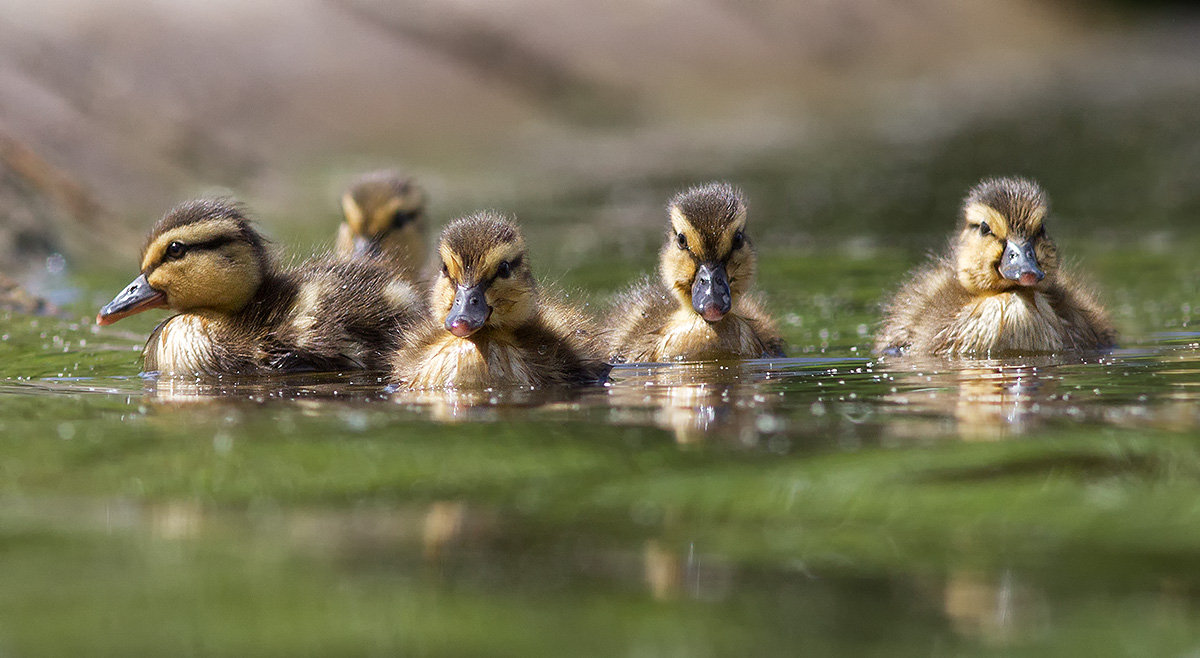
[607,182,785,362]
[97,198,422,376]
[337,170,428,284]
[875,177,1116,356]
[391,211,608,389]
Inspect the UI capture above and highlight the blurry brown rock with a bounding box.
[0,271,58,316]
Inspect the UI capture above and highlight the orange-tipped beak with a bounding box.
[96,273,167,326]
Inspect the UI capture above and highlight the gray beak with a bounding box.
[691,262,732,323]
[96,273,167,326]
[445,283,491,337]
[352,236,380,259]
[999,239,1044,286]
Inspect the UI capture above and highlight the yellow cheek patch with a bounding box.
[366,197,404,236]
[341,194,365,233]
[430,278,458,320]
[669,208,706,258]
[479,245,525,279]
[716,219,747,254]
[439,244,466,282]
[963,204,1010,239]
[1028,205,1046,230]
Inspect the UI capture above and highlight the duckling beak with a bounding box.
[96,273,167,326]
[352,235,380,259]
[692,262,732,323]
[999,239,1044,287]
[445,283,491,337]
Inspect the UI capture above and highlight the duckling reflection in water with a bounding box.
[390,211,609,390]
[337,170,428,285]
[96,198,422,376]
[607,182,785,363]
[882,359,1053,441]
[607,362,775,445]
[876,177,1116,357]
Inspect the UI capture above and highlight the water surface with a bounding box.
[2,226,1199,656]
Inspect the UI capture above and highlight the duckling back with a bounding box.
[100,198,423,376]
[267,257,424,371]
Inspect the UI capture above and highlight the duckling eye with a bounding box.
[497,261,512,279]
[979,222,992,237]
[441,262,450,277]
[732,230,744,250]
[166,241,186,259]
[676,233,688,250]
[391,210,414,227]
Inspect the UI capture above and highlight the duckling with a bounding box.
[96,198,423,376]
[390,211,608,389]
[875,177,1117,356]
[336,170,428,284]
[606,182,785,363]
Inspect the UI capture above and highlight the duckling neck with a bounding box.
[410,329,534,389]
[144,313,219,376]
[229,270,298,327]
[144,271,296,376]
[660,305,759,360]
[951,289,1064,354]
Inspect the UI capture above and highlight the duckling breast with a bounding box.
[658,307,766,361]
[405,335,535,389]
[944,291,1065,354]
[145,314,218,375]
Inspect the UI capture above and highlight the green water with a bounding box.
[3,213,1200,656]
[5,92,1200,655]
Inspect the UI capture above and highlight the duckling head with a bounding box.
[337,171,427,264]
[432,211,535,338]
[96,199,270,325]
[953,177,1060,295]
[659,182,755,323]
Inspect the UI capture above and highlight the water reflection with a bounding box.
[607,361,780,445]
[143,371,389,404]
[881,358,1062,440]
[390,386,598,423]
[878,345,1200,439]
[33,342,1200,448]
[941,570,1045,645]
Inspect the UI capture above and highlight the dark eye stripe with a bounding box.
[487,254,524,284]
[188,236,238,252]
[392,210,418,227]
[159,235,237,264]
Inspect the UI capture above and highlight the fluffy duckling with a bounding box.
[875,177,1117,356]
[97,198,422,376]
[606,182,785,362]
[391,211,608,389]
[336,170,428,283]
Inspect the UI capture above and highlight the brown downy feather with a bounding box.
[607,182,785,363]
[390,211,609,390]
[100,198,422,376]
[336,170,429,285]
[875,177,1117,357]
